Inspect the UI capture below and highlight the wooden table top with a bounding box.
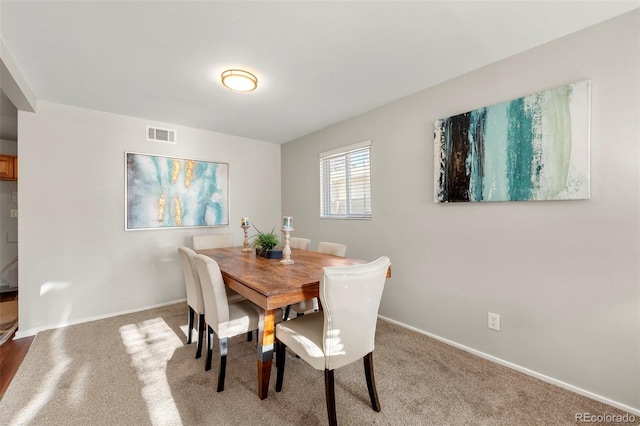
[195,247,371,310]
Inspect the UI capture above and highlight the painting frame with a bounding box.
[125,152,229,231]
[434,80,591,203]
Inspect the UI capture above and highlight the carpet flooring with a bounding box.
[0,302,631,425]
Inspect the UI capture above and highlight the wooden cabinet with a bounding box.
[0,155,17,181]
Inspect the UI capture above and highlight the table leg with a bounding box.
[257,308,276,399]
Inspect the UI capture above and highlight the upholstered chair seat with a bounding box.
[178,247,208,359]
[275,256,391,426]
[289,237,311,250]
[192,233,249,321]
[316,241,347,257]
[285,241,347,320]
[193,254,260,392]
[192,233,234,250]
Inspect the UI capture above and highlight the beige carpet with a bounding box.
[0,302,630,425]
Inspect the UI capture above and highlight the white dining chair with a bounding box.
[275,256,391,426]
[178,246,207,359]
[317,241,347,257]
[285,241,347,320]
[192,233,234,250]
[289,237,311,250]
[192,254,261,392]
[179,246,251,362]
[192,233,246,305]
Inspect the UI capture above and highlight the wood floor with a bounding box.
[0,291,33,399]
[0,332,33,399]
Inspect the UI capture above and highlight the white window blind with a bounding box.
[320,140,371,219]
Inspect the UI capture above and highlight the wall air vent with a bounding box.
[146,126,177,144]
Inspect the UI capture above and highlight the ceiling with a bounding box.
[0,1,638,144]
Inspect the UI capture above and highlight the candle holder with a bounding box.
[283,216,293,229]
[280,227,294,265]
[241,224,252,253]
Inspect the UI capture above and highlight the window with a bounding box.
[320,140,371,219]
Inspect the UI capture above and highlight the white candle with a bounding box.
[283,216,293,229]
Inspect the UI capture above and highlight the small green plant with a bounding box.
[251,225,280,251]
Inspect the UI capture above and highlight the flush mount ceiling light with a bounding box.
[221,69,258,92]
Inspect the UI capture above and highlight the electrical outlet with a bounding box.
[10,209,18,218]
[488,312,500,331]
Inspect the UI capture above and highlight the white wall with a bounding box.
[17,101,281,335]
[282,11,639,412]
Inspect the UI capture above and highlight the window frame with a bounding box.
[319,140,372,220]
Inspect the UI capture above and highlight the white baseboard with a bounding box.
[378,315,640,417]
[14,299,186,339]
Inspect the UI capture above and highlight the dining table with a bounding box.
[195,246,390,400]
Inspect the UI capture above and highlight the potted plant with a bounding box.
[251,225,283,259]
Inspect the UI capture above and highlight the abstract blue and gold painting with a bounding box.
[126,152,228,230]
[434,80,590,203]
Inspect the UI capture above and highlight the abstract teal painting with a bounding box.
[434,81,590,203]
[126,152,229,230]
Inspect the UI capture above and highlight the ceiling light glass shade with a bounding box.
[221,69,258,92]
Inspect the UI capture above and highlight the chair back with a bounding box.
[289,237,311,250]
[317,241,347,257]
[178,247,204,313]
[192,254,230,332]
[192,233,233,250]
[319,256,390,370]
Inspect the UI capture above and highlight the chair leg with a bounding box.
[205,325,214,371]
[195,314,205,359]
[187,306,195,344]
[363,352,381,412]
[217,337,228,392]
[283,305,292,321]
[324,369,337,426]
[295,311,305,357]
[246,331,252,342]
[275,340,286,392]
